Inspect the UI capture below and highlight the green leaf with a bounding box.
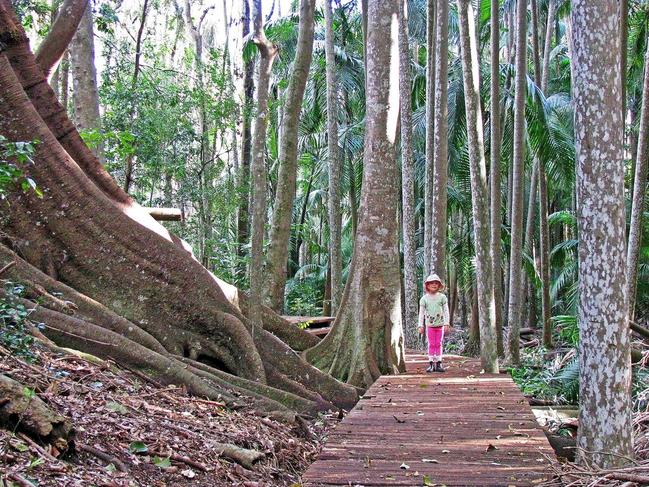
[105,401,128,414]
[22,387,35,400]
[128,441,148,454]
[152,456,172,468]
[423,475,435,486]
[105,463,117,473]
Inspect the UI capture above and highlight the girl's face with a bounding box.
[426,281,441,293]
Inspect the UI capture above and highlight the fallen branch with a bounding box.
[78,442,129,473]
[0,260,15,276]
[213,443,265,469]
[153,449,208,472]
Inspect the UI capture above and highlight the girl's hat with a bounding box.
[424,273,444,289]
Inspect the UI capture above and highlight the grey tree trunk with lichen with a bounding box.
[571,0,633,468]
[398,0,418,349]
[489,0,504,356]
[429,0,449,282]
[423,0,436,276]
[264,0,316,312]
[324,0,342,315]
[626,36,649,323]
[506,0,527,365]
[456,0,498,373]
[304,0,405,389]
[69,2,103,163]
[249,0,277,330]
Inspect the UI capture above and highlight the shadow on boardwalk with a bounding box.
[302,353,556,486]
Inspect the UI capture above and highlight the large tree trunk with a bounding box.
[264,0,316,312]
[0,1,356,416]
[429,0,449,281]
[571,0,633,468]
[506,0,527,365]
[304,0,405,389]
[324,0,343,315]
[489,0,504,356]
[626,40,649,324]
[69,1,103,164]
[398,0,418,349]
[423,0,436,275]
[456,0,499,373]
[249,0,278,331]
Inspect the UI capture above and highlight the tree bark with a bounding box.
[429,0,449,281]
[264,0,316,312]
[398,0,418,349]
[324,0,342,314]
[626,39,649,323]
[506,0,527,365]
[423,0,436,275]
[490,0,504,356]
[35,0,89,77]
[304,0,405,389]
[69,1,103,163]
[456,0,499,373]
[571,0,633,468]
[249,0,278,332]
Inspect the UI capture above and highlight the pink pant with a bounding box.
[427,326,445,362]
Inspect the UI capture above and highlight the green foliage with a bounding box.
[285,277,323,316]
[0,282,39,361]
[0,136,40,199]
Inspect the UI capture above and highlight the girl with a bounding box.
[418,273,450,373]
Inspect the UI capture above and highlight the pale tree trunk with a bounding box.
[539,0,555,348]
[60,50,69,109]
[626,41,649,323]
[324,0,342,314]
[620,0,628,118]
[263,0,316,312]
[506,0,527,364]
[490,0,504,356]
[305,0,405,389]
[249,0,278,331]
[571,0,633,468]
[429,0,449,281]
[424,0,436,275]
[398,0,418,349]
[69,1,103,163]
[457,0,499,373]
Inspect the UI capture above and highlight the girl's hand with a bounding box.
[418,326,424,335]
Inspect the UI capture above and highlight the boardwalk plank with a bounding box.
[301,353,556,486]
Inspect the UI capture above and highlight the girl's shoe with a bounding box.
[435,361,445,373]
[426,361,434,373]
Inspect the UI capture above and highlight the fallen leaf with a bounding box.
[441,449,450,454]
[486,444,498,452]
[400,462,410,470]
[128,441,148,454]
[423,474,435,486]
[393,415,405,424]
[106,401,129,414]
[422,458,439,463]
[153,456,172,468]
[181,468,196,478]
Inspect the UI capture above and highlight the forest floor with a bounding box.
[0,345,335,486]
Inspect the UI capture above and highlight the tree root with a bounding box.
[77,443,129,472]
[0,374,73,451]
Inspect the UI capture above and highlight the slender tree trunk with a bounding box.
[490,0,504,356]
[305,0,405,388]
[264,0,316,312]
[398,0,418,348]
[249,0,278,331]
[506,0,527,365]
[571,0,633,468]
[60,50,69,109]
[69,2,103,163]
[620,0,628,119]
[457,0,499,373]
[626,41,649,323]
[430,0,449,280]
[324,0,342,314]
[424,0,436,275]
[238,0,255,270]
[539,0,555,348]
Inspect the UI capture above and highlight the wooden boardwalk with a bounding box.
[302,353,555,486]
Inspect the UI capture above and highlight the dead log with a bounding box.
[142,207,183,221]
[631,321,649,339]
[0,374,73,450]
[519,327,535,336]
